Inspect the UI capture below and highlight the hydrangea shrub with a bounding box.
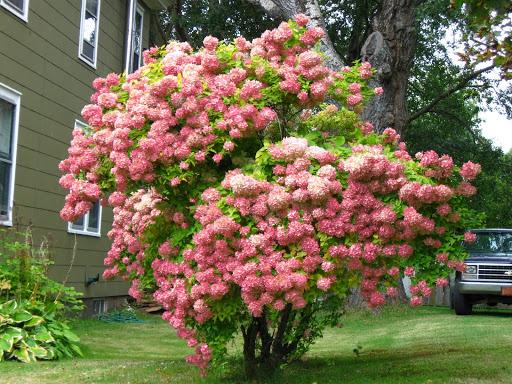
[59,15,482,376]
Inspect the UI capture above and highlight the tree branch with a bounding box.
[407,64,495,124]
[256,311,273,360]
[245,0,287,19]
[272,303,293,355]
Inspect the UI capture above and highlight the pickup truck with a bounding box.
[451,229,512,315]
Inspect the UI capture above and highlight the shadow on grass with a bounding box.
[214,344,486,384]
[471,307,512,318]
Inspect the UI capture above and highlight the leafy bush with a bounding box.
[0,228,83,362]
[59,15,482,377]
[0,228,83,314]
[0,300,82,362]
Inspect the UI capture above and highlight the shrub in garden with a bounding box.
[59,15,482,377]
[0,229,83,362]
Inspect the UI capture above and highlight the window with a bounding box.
[78,0,101,68]
[92,299,105,314]
[0,83,20,227]
[67,120,102,237]
[68,200,102,237]
[0,0,29,21]
[124,0,144,74]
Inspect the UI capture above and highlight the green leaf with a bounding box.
[34,328,54,343]
[4,326,23,339]
[12,310,32,323]
[29,345,48,359]
[69,343,83,357]
[0,314,13,325]
[63,330,80,343]
[13,346,32,363]
[45,347,55,360]
[0,338,10,352]
[333,135,346,146]
[0,335,14,352]
[0,300,17,314]
[24,315,44,328]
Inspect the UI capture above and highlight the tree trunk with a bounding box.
[241,304,296,380]
[242,320,259,379]
[361,0,417,133]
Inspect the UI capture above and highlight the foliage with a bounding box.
[453,0,512,78]
[0,229,83,314]
[60,17,482,377]
[159,0,278,49]
[404,0,512,227]
[0,228,84,363]
[0,300,82,362]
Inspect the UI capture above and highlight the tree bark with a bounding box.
[241,304,300,379]
[242,320,259,379]
[361,0,417,133]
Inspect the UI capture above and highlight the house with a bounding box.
[0,0,170,314]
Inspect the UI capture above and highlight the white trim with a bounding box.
[124,0,144,74]
[124,0,135,74]
[78,0,101,69]
[66,120,102,237]
[0,0,29,22]
[0,82,21,227]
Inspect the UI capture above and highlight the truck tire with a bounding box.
[453,281,473,315]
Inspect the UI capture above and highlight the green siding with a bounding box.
[0,0,139,298]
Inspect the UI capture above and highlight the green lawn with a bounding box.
[0,305,511,384]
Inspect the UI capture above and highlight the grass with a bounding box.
[0,305,511,383]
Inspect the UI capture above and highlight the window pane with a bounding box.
[4,0,24,12]
[132,52,140,72]
[83,12,97,47]
[71,214,84,230]
[87,201,100,232]
[131,11,143,72]
[0,161,11,217]
[0,99,14,160]
[85,0,98,15]
[82,40,95,61]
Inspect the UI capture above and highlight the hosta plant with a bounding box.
[60,14,482,377]
[0,300,82,362]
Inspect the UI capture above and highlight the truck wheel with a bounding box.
[453,282,473,315]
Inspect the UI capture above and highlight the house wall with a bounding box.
[0,0,156,300]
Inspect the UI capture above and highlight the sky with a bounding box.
[480,111,512,153]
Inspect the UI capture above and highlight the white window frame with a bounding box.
[0,0,29,22]
[68,200,102,237]
[124,0,144,74]
[78,0,101,68]
[67,120,102,237]
[0,82,21,227]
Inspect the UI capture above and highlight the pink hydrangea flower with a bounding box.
[464,231,477,243]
